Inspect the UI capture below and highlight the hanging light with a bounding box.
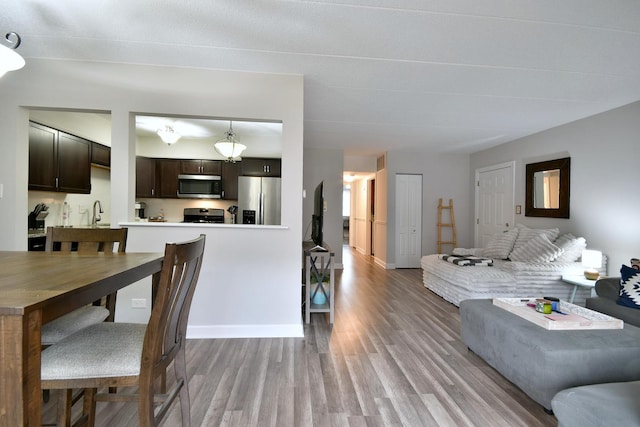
[0,32,25,78]
[214,121,246,162]
[157,125,181,145]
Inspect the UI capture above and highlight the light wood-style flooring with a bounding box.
[43,247,556,426]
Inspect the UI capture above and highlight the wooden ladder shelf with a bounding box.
[437,198,457,253]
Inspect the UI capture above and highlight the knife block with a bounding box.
[28,212,46,230]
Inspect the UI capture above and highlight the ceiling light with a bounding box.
[214,121,246,162]
[157,125,181,145]
[0,32,25,78]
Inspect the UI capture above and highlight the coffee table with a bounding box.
[460,299,640,412]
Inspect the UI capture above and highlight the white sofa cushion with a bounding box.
[482,228,519,260]
[512,224,559,252]
[554,233,587,263]
[509,234,563,263]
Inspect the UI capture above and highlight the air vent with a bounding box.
[377,154,386,171]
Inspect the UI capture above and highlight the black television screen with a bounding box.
[311,181,324,247]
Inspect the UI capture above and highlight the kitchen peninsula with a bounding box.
[117,221,300,339]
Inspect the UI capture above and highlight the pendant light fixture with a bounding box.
[214,121,246,162]
[157,125,181,145]
[0,32,25,78]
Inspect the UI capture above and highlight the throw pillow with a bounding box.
[508,233,563,263]
[512,224,560,252]
[618,264,640,309]
[554,234,587,263]
[482,228,519,260]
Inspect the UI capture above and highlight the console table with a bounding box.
[303,241,335,324]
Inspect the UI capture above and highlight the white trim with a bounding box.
[474,161,516,247]
[187,323,304,339]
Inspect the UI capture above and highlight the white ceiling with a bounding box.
[4,1,640,156]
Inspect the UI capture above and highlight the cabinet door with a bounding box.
[180,159,222,175]
[201,160,222,175]
[241,158,281,177]
[28,122,58,191]
[180,160,202,175]
[156,159,180,198]
[91,142,111,168]
[221,161,240,200]
[57,132,92,194]
[136,157,156,198]
[265,159,281,177]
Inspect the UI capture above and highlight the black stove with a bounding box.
[183,208,225,223]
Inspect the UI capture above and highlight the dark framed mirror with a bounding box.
[525,157,570,218]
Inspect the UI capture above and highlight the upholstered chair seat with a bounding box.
[41,306,110,346]
[42,323,146,381]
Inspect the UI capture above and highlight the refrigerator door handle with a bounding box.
[260,192,265,224]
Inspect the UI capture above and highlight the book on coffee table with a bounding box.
[493,298,623,330]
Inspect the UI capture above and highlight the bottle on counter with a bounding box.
[62,202,69,227]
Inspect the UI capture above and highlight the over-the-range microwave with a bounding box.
[177,174,222,199]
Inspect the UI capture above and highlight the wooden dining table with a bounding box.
[0,250,164,427]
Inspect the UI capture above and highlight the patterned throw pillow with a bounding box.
[508,233,563,263]
[482,228,519,260]
[554,234,587,263]
[617,264,640,309]
[512,224,560,253]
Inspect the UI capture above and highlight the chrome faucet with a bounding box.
[92,200,103,227]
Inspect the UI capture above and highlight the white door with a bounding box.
[475,162,515,247]
[396,174,422,268]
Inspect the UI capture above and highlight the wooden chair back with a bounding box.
[139,234,206,425]
[45,227,128,253]
[45,227,128,321]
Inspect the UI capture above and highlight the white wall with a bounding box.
[470,101,640,272]
[302,147,344,267]
[0,59,304,337]
[383,151,472,267]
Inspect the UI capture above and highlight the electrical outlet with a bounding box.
[131,298,147,308]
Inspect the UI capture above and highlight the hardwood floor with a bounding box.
[43,247,557,426]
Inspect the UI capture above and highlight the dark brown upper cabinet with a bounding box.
[180,159,221,175]
[241,158,281,177]
[29,122,91,194]
[91,142,111,168]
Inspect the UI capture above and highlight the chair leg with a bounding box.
[83,388,97,427]
[56,389,72,427]
[175,348,191,427]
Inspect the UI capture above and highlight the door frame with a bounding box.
[474,161,515,247]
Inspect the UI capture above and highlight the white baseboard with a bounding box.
[187,323,304,339]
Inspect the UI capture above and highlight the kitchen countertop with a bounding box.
[119,221,288,230]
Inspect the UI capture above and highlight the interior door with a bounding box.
[475,162,515,247]
[395,174,422,268]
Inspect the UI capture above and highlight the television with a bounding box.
[311,181,325,250]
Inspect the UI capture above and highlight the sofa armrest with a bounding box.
[595,277,621,300]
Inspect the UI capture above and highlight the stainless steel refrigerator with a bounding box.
[237,176,281,225]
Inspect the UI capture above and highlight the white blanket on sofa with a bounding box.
[421,254,589,306]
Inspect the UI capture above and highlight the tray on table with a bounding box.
[492,297,623,330]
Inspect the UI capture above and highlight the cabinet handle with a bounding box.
[55,177,59,188]
[152,188,154,196]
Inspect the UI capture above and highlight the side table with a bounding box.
[562,274,598,304]
[303,241,335,324]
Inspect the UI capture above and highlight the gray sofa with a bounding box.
[459,299,640,412]
[552,381,640,426]
[586,277,640,328]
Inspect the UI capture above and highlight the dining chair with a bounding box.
[41,234,206,427]
[41,227,128,345]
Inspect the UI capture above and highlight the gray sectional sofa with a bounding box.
[586,277,640,327]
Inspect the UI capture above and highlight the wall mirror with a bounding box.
[525,157,570,218]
